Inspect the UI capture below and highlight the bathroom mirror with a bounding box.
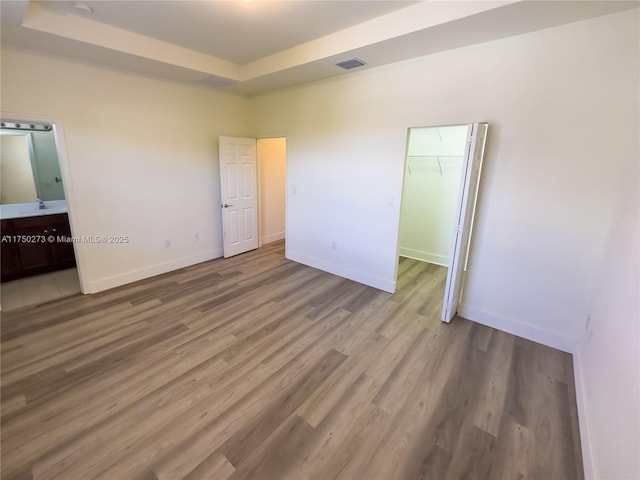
[0,124,65,204]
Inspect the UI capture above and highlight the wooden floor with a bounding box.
[1,241,584,480]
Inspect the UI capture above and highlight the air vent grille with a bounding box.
[336,58,366,70]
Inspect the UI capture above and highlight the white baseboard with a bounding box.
[86,248,223,293]
[458,304,576,353]
[286,249,395,293]
[572,351,596,479]
[262,232,285,244]
[399,247,448,267]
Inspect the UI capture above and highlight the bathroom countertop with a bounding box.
[0,200,68,220]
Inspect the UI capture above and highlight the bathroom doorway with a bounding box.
[0,117,82,310]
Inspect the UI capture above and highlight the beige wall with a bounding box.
[1,46,251,293]
[258,138,286,244]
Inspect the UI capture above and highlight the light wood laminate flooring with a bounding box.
[0,241,584,479]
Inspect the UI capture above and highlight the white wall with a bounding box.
[1,46,250,293]
[574,153,639,480]
[252,9,638,350]
[257,137,286,244]
[399,125,466,266]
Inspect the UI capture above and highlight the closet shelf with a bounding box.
[406,155,463,176]
[406,155,463,160]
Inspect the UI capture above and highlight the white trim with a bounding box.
[573,352,597,480]
[86,248,223,293]
[398,247,448,266]
[286,249,395,293]
[457,303,576,353]
[262,232,285,244]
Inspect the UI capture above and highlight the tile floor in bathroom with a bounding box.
[1,268,81,311]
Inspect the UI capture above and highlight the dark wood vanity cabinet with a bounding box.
[1,213,76,282]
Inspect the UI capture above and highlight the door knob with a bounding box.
[222,203,234,208]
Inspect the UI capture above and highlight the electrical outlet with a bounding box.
[165,239,172,248]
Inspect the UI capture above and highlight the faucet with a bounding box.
[37,198,46,209]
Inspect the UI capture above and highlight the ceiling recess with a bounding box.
[336,58,367,70]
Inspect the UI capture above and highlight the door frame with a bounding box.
[1,110,88,294]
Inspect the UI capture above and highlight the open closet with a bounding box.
[398,125,468,267]
[396,123,487,322]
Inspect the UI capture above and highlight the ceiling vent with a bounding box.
[336,58,366,70]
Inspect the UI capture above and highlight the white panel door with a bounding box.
[219,136,259,258]
[441,123,488,323]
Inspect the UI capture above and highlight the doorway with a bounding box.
[217,136,286,258]
[0,118,82,310]
[396,123,488,322]
[257,138,286,247]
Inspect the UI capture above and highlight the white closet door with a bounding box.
[441,123,488,323]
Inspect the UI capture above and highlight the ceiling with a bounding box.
[32,1,417,64]
[1,0,637,95]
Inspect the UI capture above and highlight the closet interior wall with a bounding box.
[398,125,468,266]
